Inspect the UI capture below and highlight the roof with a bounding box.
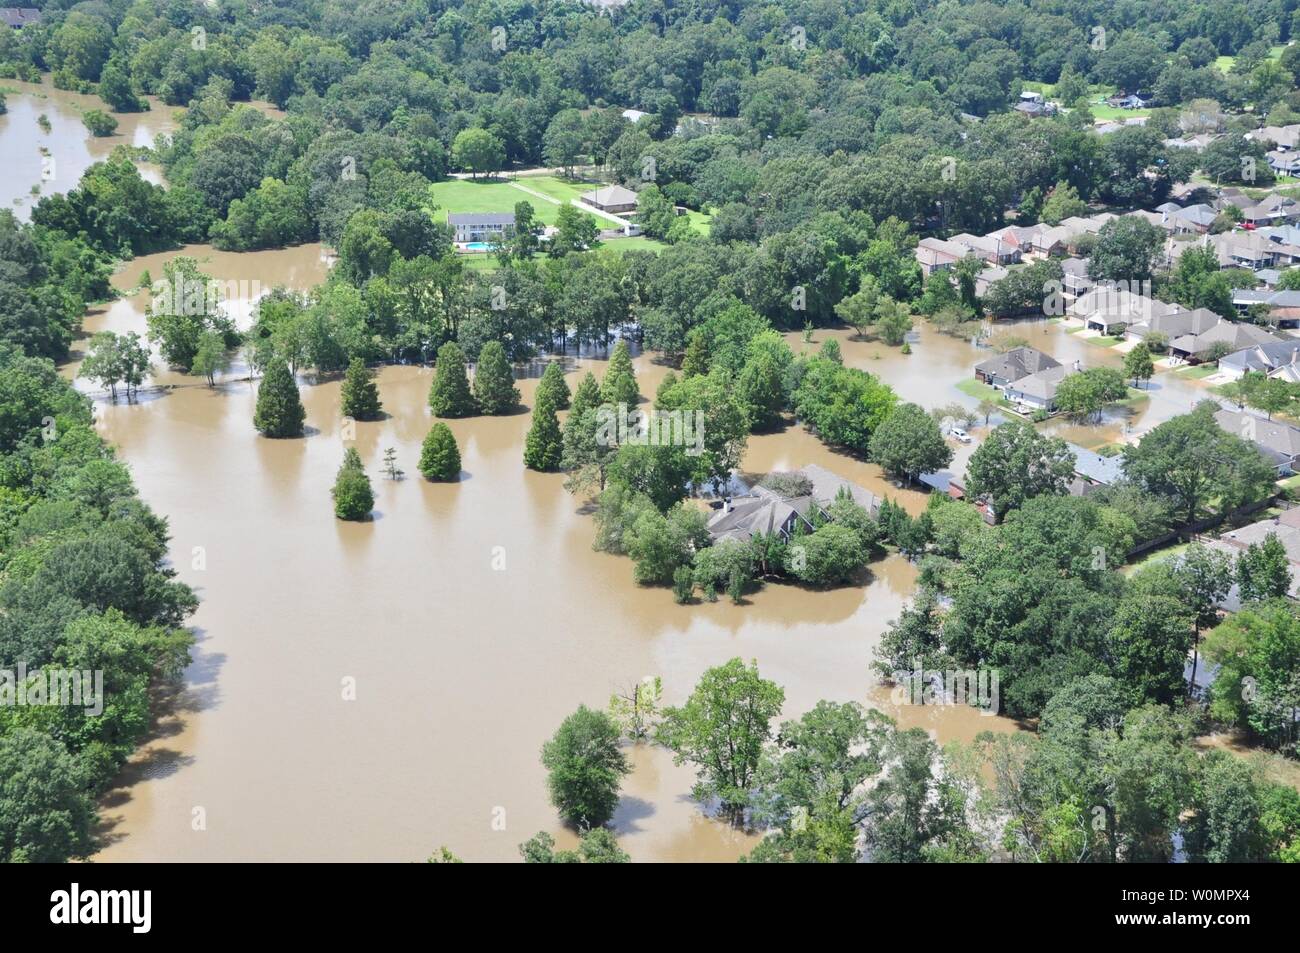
[800,463,878,511]
[916,237,969,267]
[1128,306,1221,340]
[582,184,639,206]
[706,497,802,543]
[1066,443,1124,485]
[1007,364,1071,401]
[1069,287,1180,323]
[1214,408,1300,459]
[975,345,1061,382]
[1060,256,1091,278]
[1172,203,1217,228]
[1220,339,1300,375]
[448,212,515,226]
[1171,321,1285,356]
[0,8,40,27]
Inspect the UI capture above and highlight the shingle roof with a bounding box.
[974,346,1061,382]
[447,212,515,226]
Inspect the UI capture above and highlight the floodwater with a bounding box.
[0,77,180,218]
[59,247,1025,862]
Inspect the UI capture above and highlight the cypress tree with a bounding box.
[570,371,601,417]
[600,339,639,408]
[419,423,462,481]
[523,390,563,471]
[428,342,477,417]
[340,357,383,420]
[332,448,374,520]
[254,359,306,437]
[681,329,709,377]
[472,341,520,415]
[536,361,571,410]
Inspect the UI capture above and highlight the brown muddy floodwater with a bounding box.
[0,77,180,218]
[59,247,1028,862]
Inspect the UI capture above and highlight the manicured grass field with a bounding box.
[1089,103,1151,122]
[1214,45,1284,74]
[1174,363,1219,380]
[428,178,590,227]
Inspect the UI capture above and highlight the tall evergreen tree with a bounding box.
[600,339,639,408]
[472,341,520,414]
[253,359,306,437]
[570,371,601,417]
[537,361,571,410]
[419,423,462,482]
[524,390,563,471]
[332,448,374,520]
[429,342,477,417]
[341,357,383,420]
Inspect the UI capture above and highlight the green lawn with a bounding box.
[1215,45,1285,74]
[1080,333,1126,348]
[956,378,1009,405]
[1089,103,1152,122]
[1174,363,1219,380]
[428,178,597,228]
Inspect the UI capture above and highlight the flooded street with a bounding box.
[0,77,179,217]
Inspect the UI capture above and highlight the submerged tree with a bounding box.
[523,391,563,471]
[540,705,630,828]
[472,340,519,414]
[253,359,305,437]
[332,448,374,521]
[536,360,571,410]
[600,339,639,408]
[341,357,383,420]
[419,423,461,482]
[428,341,477,417]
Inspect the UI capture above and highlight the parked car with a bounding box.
[950,427,971,443]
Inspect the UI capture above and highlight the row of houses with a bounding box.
[915,212,1121,275]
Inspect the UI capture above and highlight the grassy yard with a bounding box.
[1214,45,1285,74]
[1080,333,1126,348]
[428,177,597,228]
[429,175,710,244]
[1088,103,1152,122]
[1174,363,1219,380]
[956,378,1009,405]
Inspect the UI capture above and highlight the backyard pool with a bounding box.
[462,242,493,251]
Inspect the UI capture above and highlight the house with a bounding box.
[1106,93,1149,110]
[1069,286,1180,335]
[1168,203,1217,235]
[1014,92,1056,118]
[986,224,1045,256]
[0,8,40,28]
[1267,150,1300,177]
[1248,124,1300,150]
[1060,257,1093,299]
[1205,510,1300,607]
[974,346,1061,387]
[1214,408,1300,474]
[1218,339,1300,381]
[1205,230,1300,271]
[1064,442,1124,496]
[1241,192,1300,227]
[1004,364,1074,411]
[448,212,515,243]
[1126,306,1221,345]
[1170,321,1285,362]
[1164,133,1217,152]
[1231,288,1300,326]
[974,266,1008,297]
[580,184,639,214]
[949,232,1022,266]
[915,237,970,274]
[621,109,650,124]
[706,465,878,543]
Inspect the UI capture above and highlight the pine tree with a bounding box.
[523,391,563,471]
[472,341,520,414]
[570,371,601,417]
[681,330,709,377]
[536,361,571,410]
[600,339,639,408]
[383,447,404,480]
[419,423,462,481]
[428,342,477,417]
[332,448,374,520]
[254,359,306,437]
[341,357,383,420]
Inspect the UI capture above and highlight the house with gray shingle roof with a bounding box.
[1214,408,1300,473]
[706,465,878,543]
[448,212,515,243]
[974,346,1061,387]
[0,8,40,28]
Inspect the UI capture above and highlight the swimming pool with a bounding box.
[462,242,492,251]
